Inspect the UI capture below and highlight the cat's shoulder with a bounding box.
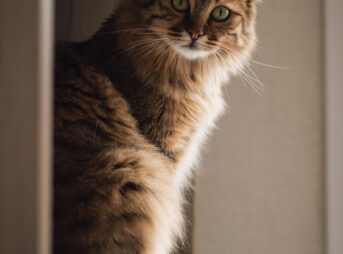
[55,42,110,92]
[54,42,138,135]
[54,42,130,109]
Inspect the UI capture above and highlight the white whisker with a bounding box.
[249,59,291,70]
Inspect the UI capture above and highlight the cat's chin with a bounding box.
[170,44,211,60]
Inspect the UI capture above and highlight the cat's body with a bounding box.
[54,0,258,253]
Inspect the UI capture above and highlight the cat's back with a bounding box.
[54,42,140,178]
[55,42,117,107]
[54,42,136,138]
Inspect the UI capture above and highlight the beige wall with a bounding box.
[193,1,325,254]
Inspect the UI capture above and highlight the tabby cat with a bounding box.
[54,0,258,253]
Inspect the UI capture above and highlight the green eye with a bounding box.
[211,6,231,22]
[171,0,189,12]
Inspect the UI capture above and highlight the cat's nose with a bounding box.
[187,26,204,40]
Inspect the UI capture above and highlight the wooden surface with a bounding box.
[0,0,53,253]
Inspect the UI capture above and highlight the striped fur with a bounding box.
[54,0,258,253]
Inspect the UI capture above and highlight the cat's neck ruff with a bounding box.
[129,42,230,93]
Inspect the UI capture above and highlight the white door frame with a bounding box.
[325,1,343,254]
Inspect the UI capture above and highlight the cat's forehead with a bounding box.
[190,0,247,6]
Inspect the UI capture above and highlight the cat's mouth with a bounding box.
[183,40,197,49]
[168,39,211,60]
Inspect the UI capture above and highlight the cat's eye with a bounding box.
[171,0,189,12]
[211,6,231,22]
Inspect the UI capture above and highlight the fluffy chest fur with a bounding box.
[173,66,228,190]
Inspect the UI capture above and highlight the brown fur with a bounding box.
[54,0,258,253]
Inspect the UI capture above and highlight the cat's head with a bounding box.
[116,0,258,64]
